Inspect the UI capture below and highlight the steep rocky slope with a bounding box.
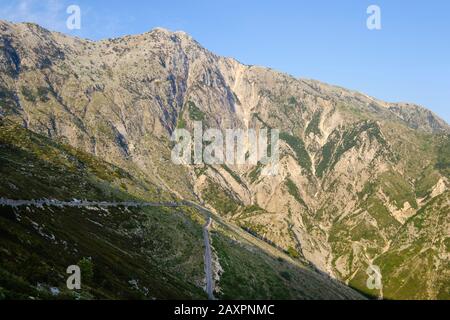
[0,119,362,299]
[0,20,448,299]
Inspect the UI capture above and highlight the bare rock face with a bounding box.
[0,20,449,299]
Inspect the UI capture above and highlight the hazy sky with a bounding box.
[1,0,449,123]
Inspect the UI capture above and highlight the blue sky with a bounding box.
[1,0,449,123]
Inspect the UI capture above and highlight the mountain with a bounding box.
[0,118,363,300]
[0,20,448,299]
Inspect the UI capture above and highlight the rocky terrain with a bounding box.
[0,20,449,299]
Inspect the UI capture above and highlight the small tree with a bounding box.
[78,257,94,283]
[287,246,300,259]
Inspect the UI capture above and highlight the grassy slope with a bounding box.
[0,119,363,300]
[375,192,450,300]
[0,119,206,299]
[319,117,450,299]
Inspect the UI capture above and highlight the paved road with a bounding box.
[0,197,365,299]
[203,217,215,300]
[0,198,183,208]
[1,197,217,299]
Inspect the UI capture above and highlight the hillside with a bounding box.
[0,20,448,299]
[0,119,363,299]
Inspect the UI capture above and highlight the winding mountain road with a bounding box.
[0,197,217,299]
[0,198,183,208]
[203,216,215,300]
[0,197,366,299]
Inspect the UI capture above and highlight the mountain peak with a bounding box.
[147,27,192,40]
[151,26,172,34]
[0,20,449,301]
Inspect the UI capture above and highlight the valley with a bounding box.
[0,20,448,300]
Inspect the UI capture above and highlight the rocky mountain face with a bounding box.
[0,20,449,299]
[1,119,365,300]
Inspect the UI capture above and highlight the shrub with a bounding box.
[78,257,94,283]
[286,246,300,259]
[21,87,36,102]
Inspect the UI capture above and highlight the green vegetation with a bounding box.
[176,116,186,129]
[252,112,271,129]
[212,233,293,299]
[285,178,307,208]
[436,135,450,177]
[281,97,298,115]
[0,121,359,299]
[287,96,297,106]
[221,164,244,185]
[194,165,208,177]
[0,122,210,298]
[37,86,51,102]
[21,86,36,102]
[213,232,315,299]
[305,111,322,136]
[0,204,207,299]
[347,264,381,299]
[379,171,418,209]
[247,163,263,183]
[202,180,240,215]
[279,271,292,281]
[0,86,15,101]
[211,221,361,299]
[372,192,449,300]
[415,166,440,198]
[356,176,403,233]
[238,206,267,223]
[0,86,17,112]
[4,23,449,301]
[78,257,94,284]
[20,86,51,103]
[242,204,264,214]
[239,220,269,236]
[279,132,312,172]
[187,101,205,121]
[286,246,300,259]
[0,120,135,200]
[317,121,387,178]
[357,171,418,212]
[316,137,336,178]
